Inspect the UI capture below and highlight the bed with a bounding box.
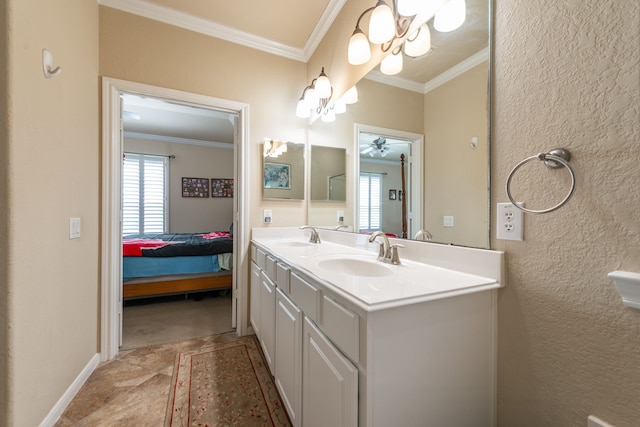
[122,231,233,299]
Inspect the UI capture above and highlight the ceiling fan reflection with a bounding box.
[361,137,393,157]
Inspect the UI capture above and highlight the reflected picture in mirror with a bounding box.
[263,140,305,200]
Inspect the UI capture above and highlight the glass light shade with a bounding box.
[321,109,336,122]
[434,0,466,32]
[342,85,358,104]
[333,99,346,114]
[348,30,371,65]
[380,50,403,75]
[404,24,431,57]
[368,1,395,44]
[296,99,310,118]
[315,69,332,99]
[303,87,318,110]
[397,0,421,16]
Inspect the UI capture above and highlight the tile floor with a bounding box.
[54,332,239,427]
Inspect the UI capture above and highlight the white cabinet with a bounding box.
[259,271,276,375]
[249,261,261,336]
[302,317,358,427]
[275,288,302,427]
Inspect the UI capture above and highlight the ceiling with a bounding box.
[113,0,489,145]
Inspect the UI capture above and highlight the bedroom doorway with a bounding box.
[120,94,237,349]
[101,78,251,361]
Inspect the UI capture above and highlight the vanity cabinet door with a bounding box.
[259,271,276,375]
[275,288,302,427]
[302,317,358,427]
[250,261,261,337]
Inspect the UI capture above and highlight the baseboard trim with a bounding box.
[39,353,100,427]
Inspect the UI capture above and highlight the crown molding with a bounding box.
[124,131,234,149]
[364,47,490,94]
[423,47,490,93]
[364,70,426,94]
[99,0,345,63]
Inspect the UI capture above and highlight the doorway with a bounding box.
[354,124,423,239]
[100,78,251,361]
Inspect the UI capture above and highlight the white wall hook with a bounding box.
[42,49,62,78]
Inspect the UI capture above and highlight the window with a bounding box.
[359,172,382,231]
[122,153,168,234]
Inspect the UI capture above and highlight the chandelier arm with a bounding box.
[354,6,376,31]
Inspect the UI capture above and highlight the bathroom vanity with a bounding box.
[251,227,504,427]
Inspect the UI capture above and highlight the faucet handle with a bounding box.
[373,241,386,259]
[390,244,405,265]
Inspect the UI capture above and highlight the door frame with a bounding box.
[354,123,423,238]
[100,77,251,361]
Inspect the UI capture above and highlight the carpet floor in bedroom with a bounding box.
[121,290,234,349]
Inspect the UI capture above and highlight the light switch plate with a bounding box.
[443,216,454,227]
[69,217,81,239]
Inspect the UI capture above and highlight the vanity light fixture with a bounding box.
[263,138,288,158]
[296,67,358,121]
[348,0,464,75]
[433,0,466,32]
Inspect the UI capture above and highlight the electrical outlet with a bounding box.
[496,202,523,241]
[263,210,272,224]
[337,210,344,222]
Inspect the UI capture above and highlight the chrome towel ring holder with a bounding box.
[506,148,576,214]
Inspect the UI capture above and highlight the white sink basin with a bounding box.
[316,257,394,277]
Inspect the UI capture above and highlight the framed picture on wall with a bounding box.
[389,189,397,200]
[264,163,291,189]
[182,177,209,198]
[211,178,234,197]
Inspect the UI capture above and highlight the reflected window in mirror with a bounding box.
[263,139,305,200]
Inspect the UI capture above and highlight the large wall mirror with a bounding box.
[308,0,491,248]
[263,139,305,200]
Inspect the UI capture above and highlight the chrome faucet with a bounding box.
[300,226,321,244]
[414,229,433,241]
[368,231,391,261]
[369,231,404,265]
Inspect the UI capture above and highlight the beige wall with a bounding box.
[424,62,490,247]
[493,1,640,425]
[1,0,99,425]
[100,7,308,230]
[124,138,234,233]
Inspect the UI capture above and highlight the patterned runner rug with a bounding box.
[165,335,291,426]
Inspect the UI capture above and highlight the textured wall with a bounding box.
[493,1,640,425]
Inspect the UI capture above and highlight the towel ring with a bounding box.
[506,148,576,214]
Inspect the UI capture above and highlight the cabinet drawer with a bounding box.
[321,296,360,363]
[256,248,267,270]
[276,262,291,294]
[265,255,277,282]
[290,272,321,321]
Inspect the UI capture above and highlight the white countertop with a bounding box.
[252,228,504,311]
